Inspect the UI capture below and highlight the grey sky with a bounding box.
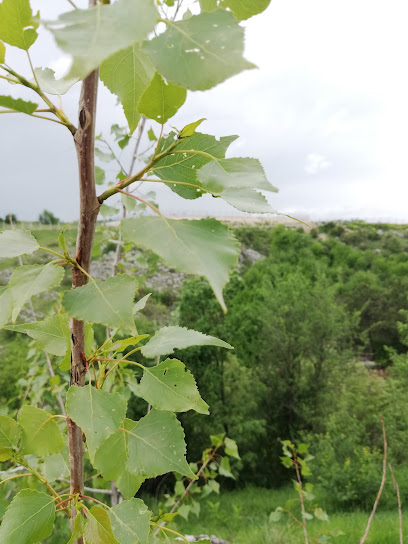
[1,0,408,222]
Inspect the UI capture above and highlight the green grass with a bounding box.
[159,487,406,544]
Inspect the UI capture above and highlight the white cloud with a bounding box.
[304,153,331,175]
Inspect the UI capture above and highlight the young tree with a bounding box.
[0,0,274,541]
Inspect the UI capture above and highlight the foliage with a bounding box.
[0,0,274,541]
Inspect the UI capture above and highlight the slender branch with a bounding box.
[388,464,403,544]
[129,116,146,175]
[294,455,309,544]
[97,139,180,202]
[0,74,19,84]
[26,50,39,88]
[0,473,32,486]
[117,189,163,217]
[1,65,76,134]
[360,418,388,544]
[66,0,79,8]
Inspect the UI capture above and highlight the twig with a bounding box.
[389,464,403,544]
[294,454,309,544]
[360,418,388,544]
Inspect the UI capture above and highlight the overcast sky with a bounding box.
[1,0,408,222]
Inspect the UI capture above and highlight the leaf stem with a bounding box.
[117,189,163,217]
[0,74,19,84]
[0,473,32,486]
[151,523,190,543]
[26,50,39,88]
[80,494,111,510]
[38,246,68,260]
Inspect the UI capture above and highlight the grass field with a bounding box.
[162,487,406,544]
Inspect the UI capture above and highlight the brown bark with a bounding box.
[67,50,100,541]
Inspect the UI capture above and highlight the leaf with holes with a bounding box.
[34,67,78,95]
[143,10,255,91]
[152,132,237,199]
[62,274,138,334]
[0,0,38,50]
[139,358,209,414]
[66,386,127,461]
[137,72,186,124]
[84,506,120,544]
[101,44,155,134]
[197,157,277,213]
[6,313,70,356]
[121,217,239,311]
[18,405,64,457]
[0,415,20,461]
[46,0,156,80]
[0,490,55,544]
[109,499,151,544]
[141,325,232,358]
[8,264,64,322]
[0,229,39,258]
[126,409,195,479]
[0,95,38,114]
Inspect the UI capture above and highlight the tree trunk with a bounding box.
[67,55,100,540]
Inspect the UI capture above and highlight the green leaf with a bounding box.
[297,443,309,454]
[199,0,217,10]
[222,0,271,20]
[0,95,38,114]
[116,472,144,500]
[66,386,127,460]
[152,132,237,199]
[302,512,313,521]
[0,41,5,63]
[137,72,186,124]
[0,0,38,50]
[143,11,255,91]
[84,506,119,544]
[95,166,106,186]
[210,433,225,447]
[6,313,70,356]
[218,456,234,478]
[269,509,282,523]
[179,118,206,138]
[0,287,12,328]
[62,274,138,334]
[94,422,130,481]
[18,405,64,457]
[0,229,39,257]
[46,0,157,81]
[101,44,155,134]
[224,437,240,459]
[42,445,70,482]
[148,128,157,141]
[138,358,209,414]
[121,193,137,212]
[95,148,114,163]
[34,67,78,95]
[67,513,86,544]
[107,334,149,356]
[8,263,64,322]
[126,409,195,479]
[141,325,232,358]
[197,157,277,213]
[100,204,118,218]
[314,507,329,522]
[121,217,239,311]
[0,415,20,461]
[0,489,55,543]
[200,0,270,20]
[109,499,151,544]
